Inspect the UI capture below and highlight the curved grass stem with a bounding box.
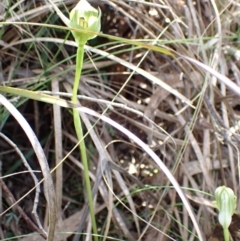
[72,45,98,241]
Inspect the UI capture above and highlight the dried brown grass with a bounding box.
[1,0,240,240]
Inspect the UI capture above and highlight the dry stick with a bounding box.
[51,79,63,221]
[0,178,47,239]
[0,132,45,234]
[0,94,56,241]
[219,58,237,192]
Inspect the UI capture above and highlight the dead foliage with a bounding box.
[0,0,240,240]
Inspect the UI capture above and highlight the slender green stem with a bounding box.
[72,45,98,241]
[223,228,230,241]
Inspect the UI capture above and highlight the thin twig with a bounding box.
[51,78,63,220]
[0,132,45,234]
[0,178,47,239]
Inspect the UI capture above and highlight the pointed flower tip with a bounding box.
[69,0,101,45]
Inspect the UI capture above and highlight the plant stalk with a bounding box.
[223,228,230,241]
[72,45,98,241]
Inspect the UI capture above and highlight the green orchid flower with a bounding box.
[69,0,101,45]
[214,186,237,241]
[48,0,101,45]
